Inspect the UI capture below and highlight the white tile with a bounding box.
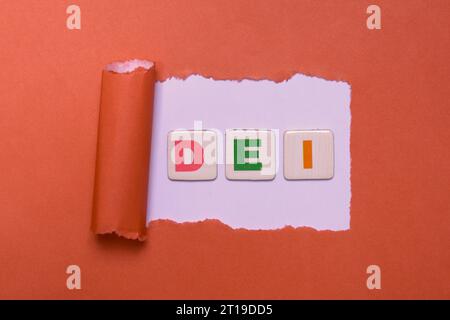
[167,130,217,181]
[284,130,334,180]
[226,129,276,180]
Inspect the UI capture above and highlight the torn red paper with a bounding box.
[91,60,155,241]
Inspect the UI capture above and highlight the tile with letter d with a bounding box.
[167,130,217,181]
[284,130,334,180]
[226,129,276,180]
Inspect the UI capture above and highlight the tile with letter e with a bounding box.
[167,130,217,181]
[226,129,276,180]
[284,130,334,180]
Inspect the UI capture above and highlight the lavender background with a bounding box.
[146,74,351,230]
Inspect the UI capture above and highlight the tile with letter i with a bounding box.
[226,129,276,180]
[284,130,334,180]
[167,130,217,181]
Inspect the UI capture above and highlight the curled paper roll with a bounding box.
[92,60,155,241]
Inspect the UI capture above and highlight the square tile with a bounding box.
[284,130,334,180]
[226,129,276,180]
[167,130,217,181]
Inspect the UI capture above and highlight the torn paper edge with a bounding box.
[105,59,154,74]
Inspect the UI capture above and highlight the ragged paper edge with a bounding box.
[105,59,154,74]
[154,65,354,85]
[158,72,350,87]
[94,228,147,241]
[147,218,351,235]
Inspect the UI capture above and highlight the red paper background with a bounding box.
[0,0,449,299]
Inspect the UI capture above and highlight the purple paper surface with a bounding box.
[147,74,351,230]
